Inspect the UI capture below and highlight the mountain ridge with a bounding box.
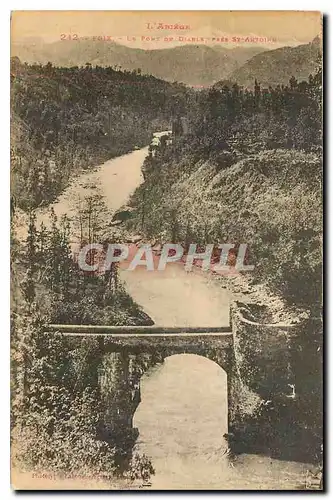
[11,39,268,87]
[226,37,322,88]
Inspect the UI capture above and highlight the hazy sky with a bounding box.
[11,11,322,50]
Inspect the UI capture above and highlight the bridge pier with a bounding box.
[97,351,140,461]
[226,351,242,430]
[200,347,241,432]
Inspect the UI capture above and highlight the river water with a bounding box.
[133,355,309,490]
[30,144,310,490]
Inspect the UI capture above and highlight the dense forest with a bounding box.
[11,57,191,209]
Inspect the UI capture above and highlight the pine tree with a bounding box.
[21,211,37,304]
[254,79,261,108]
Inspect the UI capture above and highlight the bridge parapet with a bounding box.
[46,324,233,351]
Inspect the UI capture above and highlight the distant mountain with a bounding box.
[11,39,267,87]
[226,37,321,88]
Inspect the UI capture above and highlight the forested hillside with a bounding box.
[129,66,322,310]
[11,57,191,210]
[227,37,321,88]
[128,57,322,324]
[11,201,156,480]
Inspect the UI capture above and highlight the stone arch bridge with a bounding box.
[46,318,246,453]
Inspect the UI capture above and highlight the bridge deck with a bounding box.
[46,324,232,335]
[46,324,233,349]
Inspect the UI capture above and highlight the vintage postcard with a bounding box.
[10,10,323,490]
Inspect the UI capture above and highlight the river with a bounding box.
[30,143,310,490]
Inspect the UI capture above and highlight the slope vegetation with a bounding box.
[11,57,191,209]
[228,37,321,88]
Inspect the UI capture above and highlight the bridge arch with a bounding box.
[133,353,228,458]
[96,343,239,452]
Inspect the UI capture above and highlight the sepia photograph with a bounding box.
[10,10,323,490]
